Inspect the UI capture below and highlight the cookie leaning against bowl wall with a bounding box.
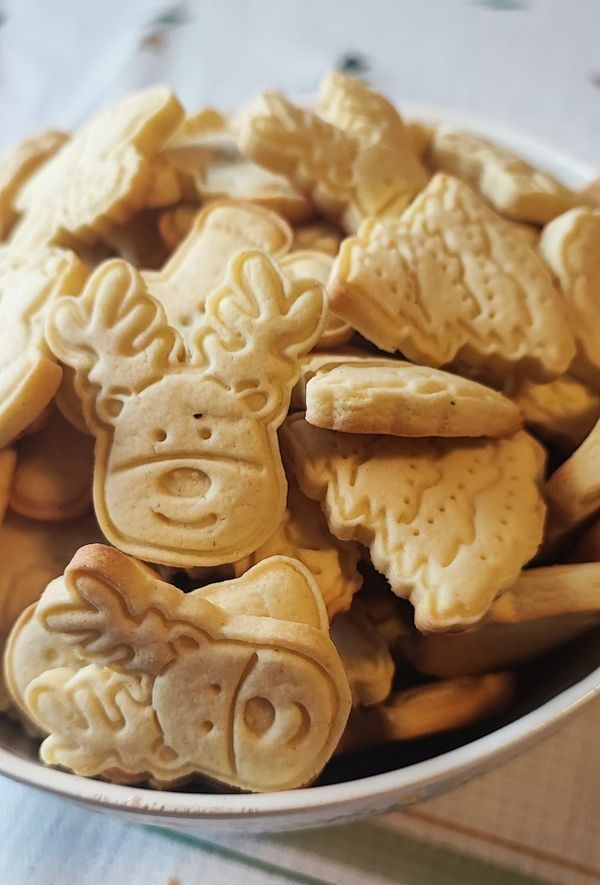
[5,546,351,791]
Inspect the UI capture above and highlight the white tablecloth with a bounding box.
[0,1,598,882]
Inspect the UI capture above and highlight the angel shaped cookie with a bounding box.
[281,416,546,632]
[46,252,326,566]
[5,545,351,791]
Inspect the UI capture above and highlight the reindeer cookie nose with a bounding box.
[159,468,211,498]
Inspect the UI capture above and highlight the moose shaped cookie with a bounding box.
[46,252,326,567]
[5,545,351,790]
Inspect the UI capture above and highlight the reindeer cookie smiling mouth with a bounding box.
[45,252,326,566]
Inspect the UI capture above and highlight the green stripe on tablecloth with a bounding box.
[150,819,552,885]
[149,827,327,884]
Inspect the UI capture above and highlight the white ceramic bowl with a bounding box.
[1,105,598,834]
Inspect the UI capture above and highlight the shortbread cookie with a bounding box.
[329,174,574,382]
[582,178,600,208]
[280,250,353,349]
[429,126,578,224]
[406,120,433,157]
[144,157,183,208]
[305,363,522,437]
[318,72,428,189]
[544,418,600,545]
[510,374,600,451]
[281,416,546,632]
[539,208,600,389]
[0,131,68,239]
[511,221,540,246]
[10,408,94,521]
[239,91,426,232]
[0,246,89,449]
[158,205,198,250]
[0,512,100,709]
[46,253,326,567]
[6,546,351,791]
[12,87,183,249]
[330,602,395,706]
[234,481,362,619]
[291,350,403,411]
[162,122,312,223]
[339,672,514,753]
[166,107,228,148]
[292,221,343,256]
[405,563,600,678]
[143,200,293,345]
[0,449,17,524]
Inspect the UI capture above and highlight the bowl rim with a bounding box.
[1,101,598,821]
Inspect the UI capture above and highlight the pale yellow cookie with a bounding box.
[281,416,546,632]
[582,177,600,208]
[143,200,293,345]
[539,208,600,390]
[404,563,600,678]
[406,120,433,157]
[239,91,426,232]
[0,131,68,240]
[54,367,90,436]
[11,87,183,249]
[10,408,94,522]
[0,246,89,449]
[292,221,343,256]
[280,250,353,349]
[329,174,574,382]
[144,157,183,208]
[0,448,17,524]
[330,601,395,706]
[46,253,326,567]
[291,349,403,411]
[158,205,198,250]
[544,418,600,545]
[429,126,578,224]
[166,107,228,148]
[510,374,600,451]
[318,72,428,191]
[162,122,313,223]
[0,512,100,710]
[511,221,540,246]
[6,545,351,791]
[233,480,362,620]
[305,363,522,437]
[339,672,514,753]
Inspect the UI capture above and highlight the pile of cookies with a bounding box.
[0,72,599,793]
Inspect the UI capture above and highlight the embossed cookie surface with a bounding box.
[291,350,404,411]
[144,200,292,345]
[539,208,600,390]
[405,563,600,678]
[0,131,68,239]
[429,126,578,223]
[234,480,362,620]
[305,363,521,437]
[10,408,94,521]
[281,416,546,632]
[46,253,326,567]
[239,91,426,232]
[12,87,183,249]
[0,246,89,449]
[6,546,351,791]
[329,174,574,382]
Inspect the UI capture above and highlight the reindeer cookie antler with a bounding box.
[6,545,351,791]
[46,253,326,567]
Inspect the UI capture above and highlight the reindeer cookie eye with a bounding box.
[152,429,167,442]
[197,427,212,440]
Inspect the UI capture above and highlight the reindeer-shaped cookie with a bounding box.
[45,252,326,566]
[5,545,351,791]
